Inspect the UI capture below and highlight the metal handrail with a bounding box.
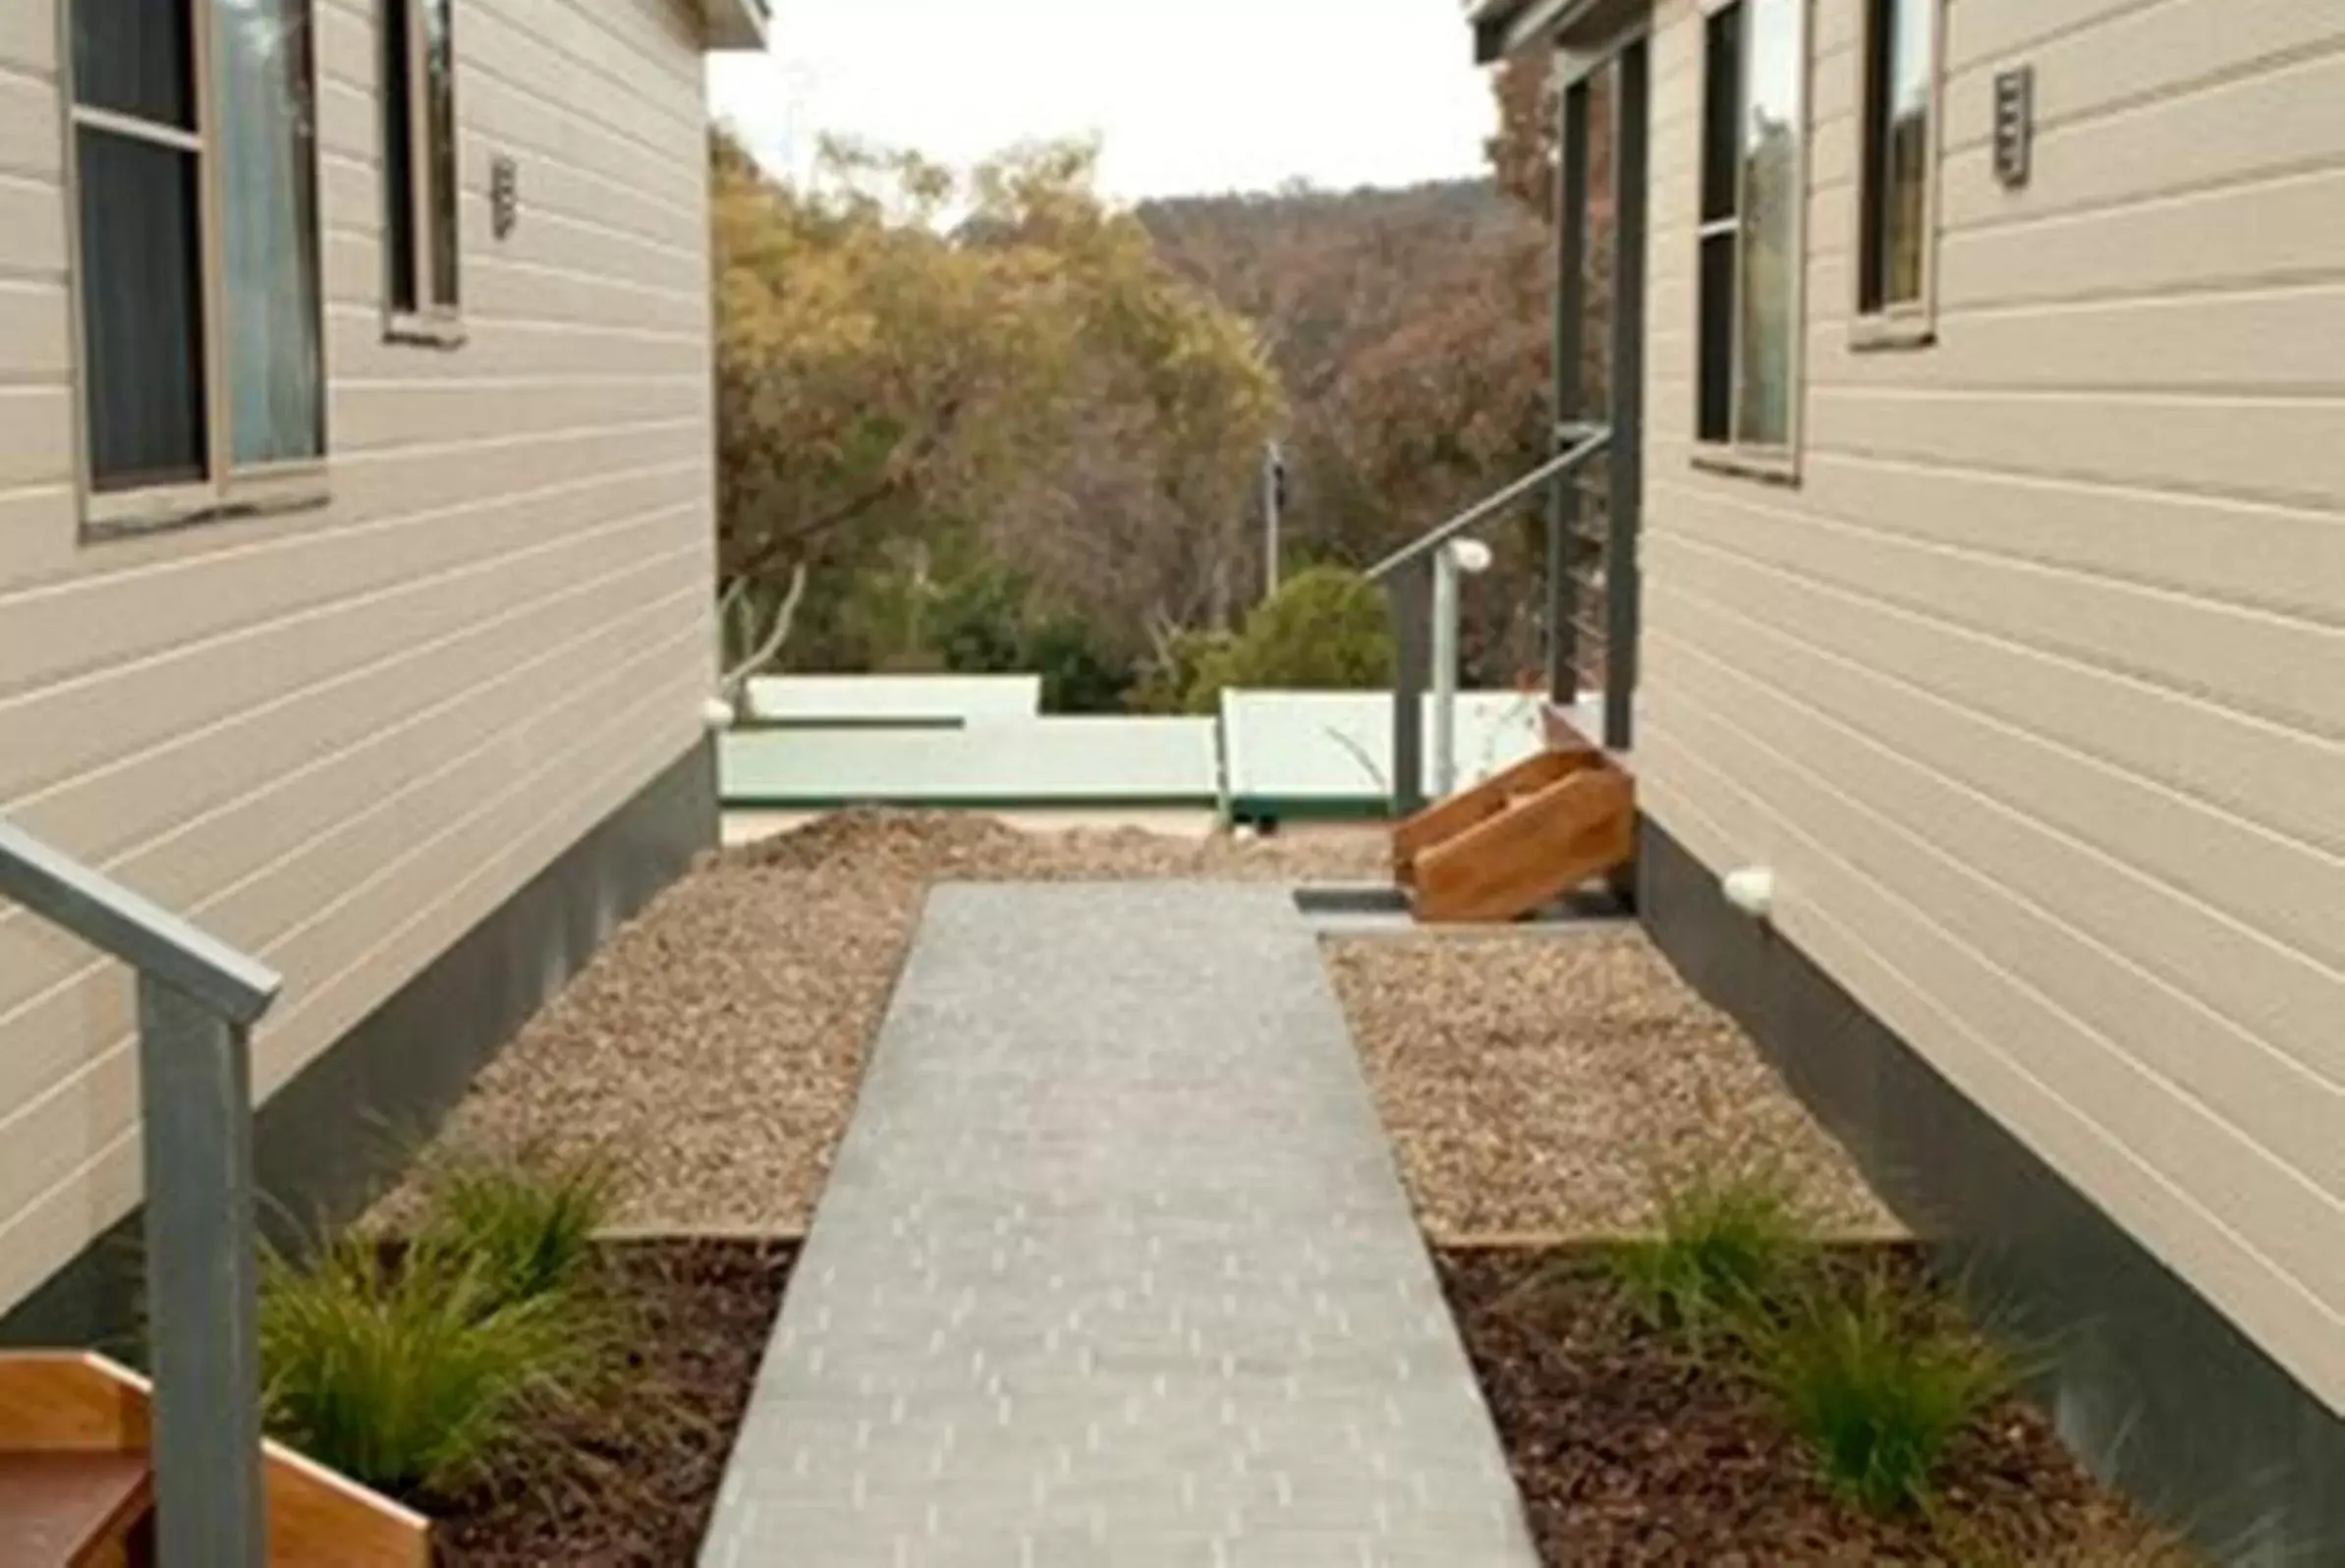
[1365,426,1610,583]
[1373,429,1612,815]
[0,816,280,1566]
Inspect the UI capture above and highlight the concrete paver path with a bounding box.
[700,883,1538,1567]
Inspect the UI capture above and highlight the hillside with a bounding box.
[1138,180,1557,681]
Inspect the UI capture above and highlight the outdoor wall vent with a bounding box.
[490,154,521,239]
[1993,68,2035,190]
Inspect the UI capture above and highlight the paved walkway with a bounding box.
[700,884,1537,1568]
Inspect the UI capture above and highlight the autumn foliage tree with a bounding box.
[1141,179,1556,683]
[710,130,1281,695]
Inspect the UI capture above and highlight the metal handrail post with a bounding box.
[1370,430,1610,819]
[1430,545,1462,800]
[1388,559,1432,818]
[0,818,279,1568]
[140,977,267,1568]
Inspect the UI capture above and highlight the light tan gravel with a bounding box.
[379,811,1387,1231]
[1324,929,1898,1240]
[384,809,1891,1243]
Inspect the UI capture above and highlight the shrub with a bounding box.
[1023,611,1134,713]
[1753,1268,2009,1517]
[1127,627,1236,714]
[420,1143,623,1311]
[1184,565,1394,711]
[258,1236,602,1502]
[1608,1166,1812,1350]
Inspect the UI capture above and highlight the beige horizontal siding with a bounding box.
[1640,0,2345,1412]
[0,0,716,1317]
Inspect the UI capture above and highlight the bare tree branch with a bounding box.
[719,562,810,708]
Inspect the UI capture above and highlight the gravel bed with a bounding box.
[379,811,1386,1231]
[1325,930,1897,1239]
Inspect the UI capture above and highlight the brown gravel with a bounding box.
[1326,930,1896,1239]
[384,811,1386,1231]
[1444,1247,2183,1567]
[435,1240,792,1567]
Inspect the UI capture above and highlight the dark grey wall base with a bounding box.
[1638,818,2344,1566]
[2,736,719,1357]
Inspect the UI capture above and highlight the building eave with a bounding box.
[1467,0,1647,64]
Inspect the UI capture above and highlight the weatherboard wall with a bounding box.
[1636,0,2345,1419]
[0,0,719,1319]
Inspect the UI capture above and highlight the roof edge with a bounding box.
[1468,0,1648,64]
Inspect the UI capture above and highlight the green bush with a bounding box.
[1179,565,1394,711]
[258,1236,602,1501]
[1023,611,1134,713]
[420,1143,622,1311]
[1124,628,1234,715]
[1753,1268,2009,1517]
[259,1145,628,1500]
[1607,1166,1812,1351]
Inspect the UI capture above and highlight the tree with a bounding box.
[711,132,1066,676]
[710,130,1283,685]
[1138,180,1555,683]
[1488,51,1560,219]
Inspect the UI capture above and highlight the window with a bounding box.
[1856,0,1939,338]
[68,0,327,523]
[1695,0,1807,463]
[384,0,461,334]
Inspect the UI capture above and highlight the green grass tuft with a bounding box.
[257,1235,603,1502]
[1753,1267,2010,1517]
[420,1142,623,1311]
[1607,1165,1813,1350]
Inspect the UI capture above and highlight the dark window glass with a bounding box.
[1861,0,1933,312]
[1697,233,1736,443]
[424,0,459,307]
[1700,5,1742,225]
[215,0,327,468]
[385,0,418,311]
[77,128,208,490]
[1736,0,1803,447]
[73,0,195,129]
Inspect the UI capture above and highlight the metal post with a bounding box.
[1603,39,1649,756]
[1430,545,1461,799]
[1388,559,1431,818]
[139,975,267,1568]
[1548,75,1592,703]
[1261,440,1285,600]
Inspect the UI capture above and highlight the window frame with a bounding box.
[1691,0,1811,484]
[1850,0,1944,352]
[382,0,465,348]
[61,0,332,539]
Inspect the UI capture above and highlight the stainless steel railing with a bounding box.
[0,818,280,1566]
[1366,426,1611,816]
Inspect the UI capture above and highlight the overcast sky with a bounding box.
[708,0,1499,200]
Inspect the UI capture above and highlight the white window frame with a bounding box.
[383,0,465,347]
[1850,0,1944,351]
[1692,0,1811,483]
[62,0,332,537]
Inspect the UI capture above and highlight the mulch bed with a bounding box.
[1439,1246,2173,1567]
[433,1240,794,1568]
